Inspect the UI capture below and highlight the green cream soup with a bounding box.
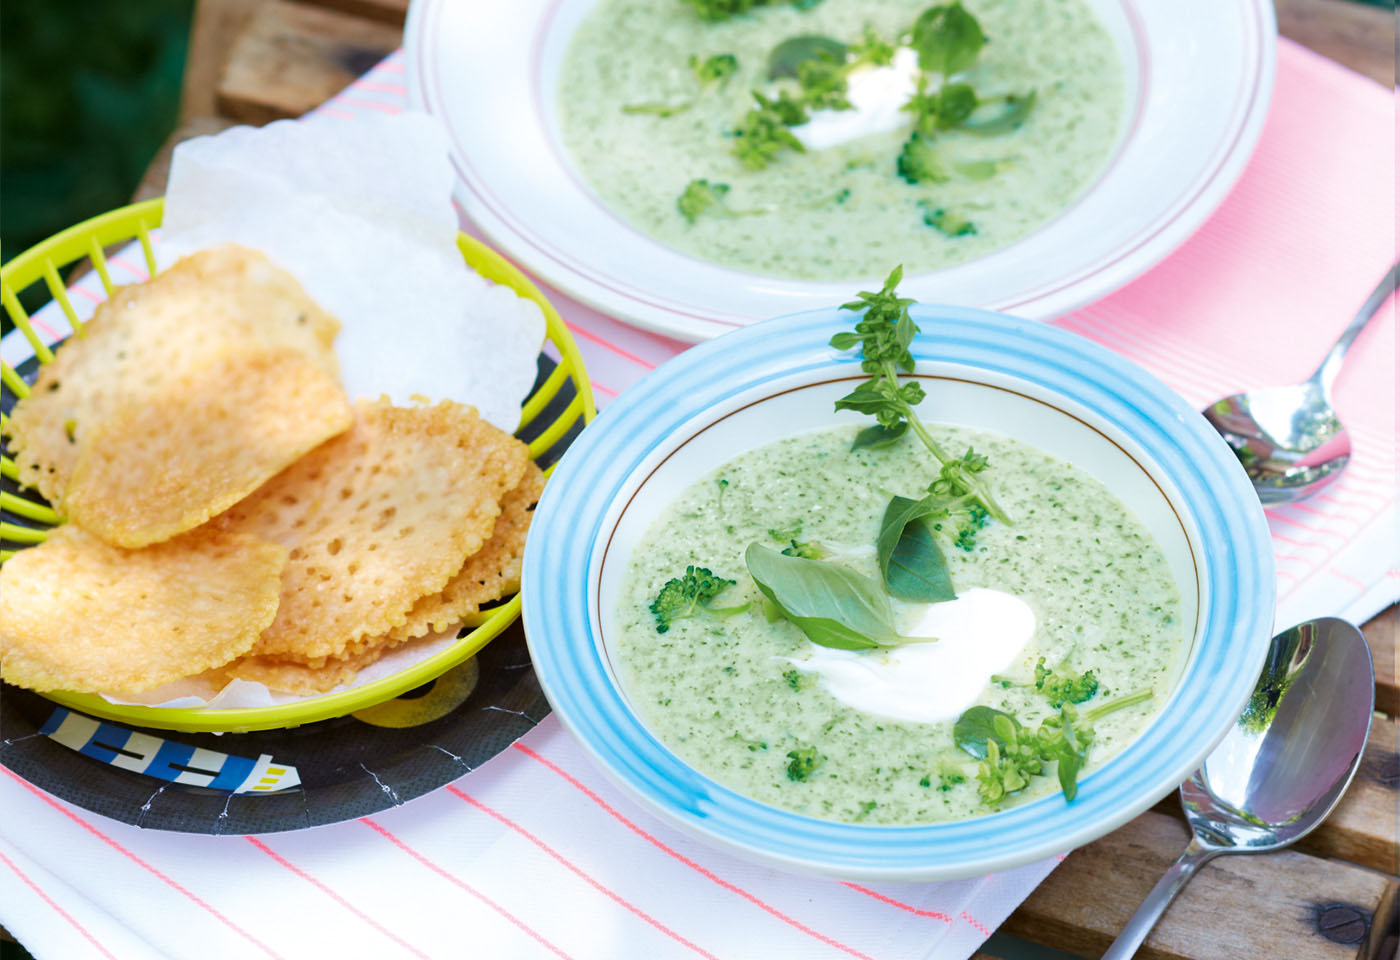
[615,425,1184,825]
[558,0,1125,280]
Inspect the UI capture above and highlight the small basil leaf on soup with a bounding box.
[767,35,848,79]
[885,516,956,603]
[850,421,909,450]
[961,90,1038,136]
[953,705,1020,760]
[876,495,957,602]
[911,2,986,78]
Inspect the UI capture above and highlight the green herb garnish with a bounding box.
[1034,657,1100,708]
[691,53,739,87]
[961,91,1038,135]
[648,565,751,632]
[954,690,1153,804]
[919,203,977,237]
[876,495,955,603]
[680,0,822,22]
[783,668,816,691]
[780,539,824,559]
[904,78,978,135]
[785,744,823,781]
[677,179,736,223]
[910,2,986,78]
[732,95,807,169]
[767,35,847,79]
[731,732,769,751]
[768,520,803,541]
[848,24,896,67]
[830,266,1009,524]
[895,132,949,185]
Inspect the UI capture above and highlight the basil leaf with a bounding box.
[875,495,955,602]
[962,91,1037,136]
[911,3,986,78]
[768,35,847,79]
[744,543,898,649]
[886,517,955,603]
[833,379,897,416]
[953,705,1019,759]
[851,422,908,450]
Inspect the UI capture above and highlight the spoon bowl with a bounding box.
[1203,384,1349,504]
[1103,617,1374,958]
[1203,261,1397,504]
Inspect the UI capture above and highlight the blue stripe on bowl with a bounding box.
[522,305,1274,880]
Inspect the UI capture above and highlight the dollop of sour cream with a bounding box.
[790,47,921,151]
[787,588,1037,723]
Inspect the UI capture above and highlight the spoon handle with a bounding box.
[1309,260,1400,396]
[1100,837,1219,959]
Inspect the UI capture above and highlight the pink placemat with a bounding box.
[0,37,1394,960]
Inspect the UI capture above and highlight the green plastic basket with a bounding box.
[0,198,595,732]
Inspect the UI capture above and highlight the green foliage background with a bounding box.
[1,1,194,267]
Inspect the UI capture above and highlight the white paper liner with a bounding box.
[156,111,545,434]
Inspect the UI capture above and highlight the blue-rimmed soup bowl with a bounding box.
[520,305,1274,881]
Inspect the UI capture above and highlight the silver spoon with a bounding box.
[1203,262,1398,504]
[1101,617,1374,959]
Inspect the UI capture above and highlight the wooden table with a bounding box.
[153,3,1399,958]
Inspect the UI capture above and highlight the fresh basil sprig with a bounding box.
[953,690,1154,805]
[830,266,1011,525]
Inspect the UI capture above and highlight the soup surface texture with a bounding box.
[558,0,1125,279]
[615,424,1183,825]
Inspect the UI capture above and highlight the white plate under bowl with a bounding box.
[406,0,1276,340]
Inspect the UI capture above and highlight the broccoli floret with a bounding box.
[677,179,731,224]
[919,201,976,237]
[896,132,948,184]
[1034,657,1099,707]
[785,745,823,782]
[648,566,750,633]
[690,53,738,87]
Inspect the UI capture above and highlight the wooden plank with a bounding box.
[1309,714,1400,876]
[1275,0,1394,88]
[182,0,266,121]
[1003,811,1394,960]
[1364,605,1397,717]
[216,0,401,125]
[299,0,408,25]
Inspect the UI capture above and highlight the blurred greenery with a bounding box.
[1,0,193,267]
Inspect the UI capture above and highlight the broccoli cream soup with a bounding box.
[615,424,1183,825]
[558,0,1125,280]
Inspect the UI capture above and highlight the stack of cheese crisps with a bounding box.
[0,245,540,697]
